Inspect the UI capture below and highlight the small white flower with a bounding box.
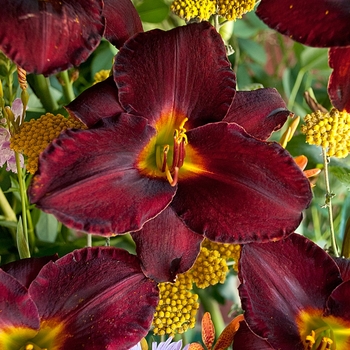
[130,338,190,350]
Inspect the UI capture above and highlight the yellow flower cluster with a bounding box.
[189,246,228,288]
[152,239,241,336]
[153,274,199,336]
[10,113,86,174]
[170,0,256,22]
[301,108,350,158]
[202,239,241,272]
[93,70,110,84]
[217,0,256,20]
[171,0,216,21]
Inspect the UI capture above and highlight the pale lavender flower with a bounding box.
[11,98,25,124]
[0,127,23,173]
[129,338,190,350]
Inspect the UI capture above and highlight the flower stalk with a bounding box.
[321,148,339,257]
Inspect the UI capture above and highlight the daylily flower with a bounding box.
[0,247,159,350]
[29,22,312,281]
[256,0,350,112]
[237,233,350,349]
[0,0,142,75]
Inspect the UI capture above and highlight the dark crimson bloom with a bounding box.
[238,233,350,349]
[0,0,142,75]
[29,22,312,280]
[256,0,350,112]
[0,248,158,350]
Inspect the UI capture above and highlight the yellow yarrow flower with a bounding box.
[153,273,199,336]
[93,70,110,85]
[171,0,216,21]
[170,0,256,22]
[10,113,86,174]
[217,0,256,21]
[301,108,350,158]
[152,239,241,336]
[202,239,241,272]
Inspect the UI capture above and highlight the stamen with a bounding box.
[178,140,186,168]
[162,145,169,172]
[154,117,188,186]
[165,166,179,187]
[318,337,333,350]
[306,330,316,349]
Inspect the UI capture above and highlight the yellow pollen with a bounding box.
[10,113,86,174]
[301,108,350,158]
[93,69,110,84]
[217,0,256,21]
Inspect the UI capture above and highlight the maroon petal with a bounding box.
[224,88,290,140]
[171,123,312,243]
[114,22,236,129]
[29,114,176,235]
[333,257,350,282]
[29,247,159,350]
[66,77,123,128]
[326,280,350,321]
[132,206,203,282]
[103,0,143,48]
[256,0,350,47]
[0,269,39,330]
[238,233,342,349]
[328,47,350,112]
[1,254,58,289]
[0,0,104,76]
[233,321,274,350]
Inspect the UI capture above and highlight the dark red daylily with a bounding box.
[256,0,350,112]
[0,0,142,76]
[238,233,350,349]
[29,22,312,281]
[0,248,159,350]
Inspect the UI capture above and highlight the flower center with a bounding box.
[155,118,188,186]
[297,309,350,350]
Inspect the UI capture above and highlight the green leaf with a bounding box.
[16,217,30,259]
[238,38,266,65]
[35,212,58,243]
[300,47,330,71]
[329,166,350,190]
[136,0,169,23]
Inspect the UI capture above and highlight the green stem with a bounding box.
[213,14,220,31]
[322,148,339,257]
[0,187,17,241]
[0,187,17,222]
[87,234,92,247]
[56,71,75,103]
[27,74,58,112]
[197,288,226,335]
[15,152,28,245]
